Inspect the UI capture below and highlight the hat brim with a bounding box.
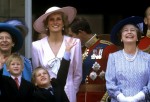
[110,16,143,45]
[33,6,77,34]
[0,23,23,52]
[4,19,28,36]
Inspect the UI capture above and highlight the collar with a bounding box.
[85,34,99,48]
[146,29,150,38]
[11,75,21,85]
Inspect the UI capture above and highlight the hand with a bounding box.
[133,91,145,101]
[65,37,77,52]
[126,97,136,102]
[117,93,136,102]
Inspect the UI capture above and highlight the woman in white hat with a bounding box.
[32,6,82,102]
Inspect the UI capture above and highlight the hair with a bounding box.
[5,53,23,69]
[117,24,143,48]
[43,11,69,35]
[144,6,150,17]
[143,6,150,35]
[31,66,50,85]
[69,17,92,35]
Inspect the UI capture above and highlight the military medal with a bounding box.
[92,62,100,72]
[89,71,97,80]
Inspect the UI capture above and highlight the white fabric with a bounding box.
[133,91,145,101]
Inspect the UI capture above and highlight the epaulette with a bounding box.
[100,40,113,45]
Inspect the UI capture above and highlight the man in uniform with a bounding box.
[138,6,150,53]
[68,17,118,102]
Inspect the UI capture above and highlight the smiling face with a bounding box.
[120,24,139,45]
[6,54,24,77]
[33,68,51,88]
[0,31,14,52]
[47,12,64,34]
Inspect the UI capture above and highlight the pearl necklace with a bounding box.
[123,48,138,61]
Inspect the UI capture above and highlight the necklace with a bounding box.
[122,48,138,61]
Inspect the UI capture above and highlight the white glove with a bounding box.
[133,91,145,101]
[126,97,136,102]
[117,93,127,102]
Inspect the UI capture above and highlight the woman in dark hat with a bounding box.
[105,16,150,102]
[1,19,32,82]
[0,22,23,69]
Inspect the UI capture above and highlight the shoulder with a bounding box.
[22,78,34,87]
[109,50,121,56]
[64,35,80,42]
[100,40,114,45]
[139,50,150,60]
[32,37,47,45]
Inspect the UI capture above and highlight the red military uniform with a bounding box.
[138,30,150,53]
[77,34,118,102]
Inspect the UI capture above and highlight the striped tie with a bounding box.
[14,77,19,89]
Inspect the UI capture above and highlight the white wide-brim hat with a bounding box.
[33,6,77,34]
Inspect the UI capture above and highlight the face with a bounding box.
[7,59,23,77]
[34,69,51,88]
[47,12,64,33]
[68,28,78,38]
[0,31,14,52]
[121,24,138,45]
[68,28,86,46]
[144,7,150,29]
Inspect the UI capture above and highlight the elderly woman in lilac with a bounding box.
[105,16,150,102]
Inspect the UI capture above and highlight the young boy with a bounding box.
[31,38,77,102]
[0,53,34,102]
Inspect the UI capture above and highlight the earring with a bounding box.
[62,27,64,30]
[121,39,122,42]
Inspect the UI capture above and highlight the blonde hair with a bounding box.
[31,66,50,85]
[6,53,24,69]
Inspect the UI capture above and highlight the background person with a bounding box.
[138,6,150,53]
[69,17,118,102]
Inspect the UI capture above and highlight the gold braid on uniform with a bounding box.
[82,34,99,61]
[146,29,150,38]
[99,40,112,102]
[100,40,113,45]
[100,91,110,102]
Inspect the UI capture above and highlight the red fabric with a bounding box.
[138,36,150,50]
[14,77,19,89]
[77,92,105,102]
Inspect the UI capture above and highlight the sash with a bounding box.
[82,43,108,83]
